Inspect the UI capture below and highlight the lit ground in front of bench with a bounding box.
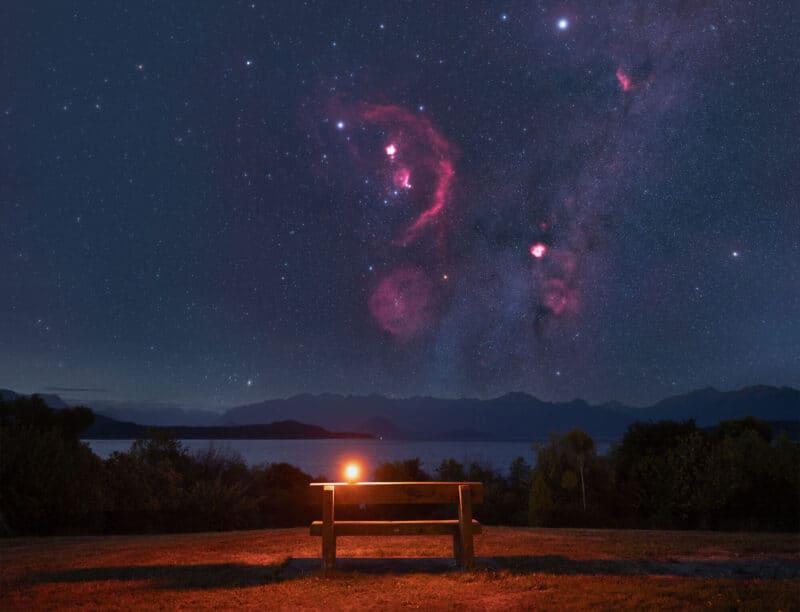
[2,527,799,610]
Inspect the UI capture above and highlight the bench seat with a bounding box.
[310,519,482,536]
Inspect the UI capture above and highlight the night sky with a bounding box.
[2,2,798,411]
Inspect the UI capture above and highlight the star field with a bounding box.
[1,1,798,410]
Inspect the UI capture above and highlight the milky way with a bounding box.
[310,1,798,400]
[2,1,798,406]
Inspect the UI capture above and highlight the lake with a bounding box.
[83,438,581,478]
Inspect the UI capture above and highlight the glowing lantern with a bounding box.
[344,462,360,483]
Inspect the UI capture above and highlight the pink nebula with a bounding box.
[530,243,547,258]
[368,268,435,340]
[616,67,632,92]
[543,278,579,316]
[360,104,456,246]
[393,167,412,189]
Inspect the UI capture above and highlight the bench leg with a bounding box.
[458,484,474,569]
[452,533,463,566]
[322,485,336,574]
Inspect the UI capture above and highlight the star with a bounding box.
[732,251,740,258]
[557,18,569,31]
[336,121,345,130]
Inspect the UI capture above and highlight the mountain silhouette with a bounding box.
[3,385,797,440]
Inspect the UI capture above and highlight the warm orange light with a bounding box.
[344,463,360,482]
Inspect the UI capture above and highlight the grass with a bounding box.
[2,527,798,610]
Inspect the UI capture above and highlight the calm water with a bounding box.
[83,438,572,478]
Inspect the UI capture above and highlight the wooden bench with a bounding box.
[310,481,483,573]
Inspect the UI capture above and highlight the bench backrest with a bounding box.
[310,481,483,505]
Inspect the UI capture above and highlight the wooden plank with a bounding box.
[310,519,482,537]
[458,484,475,569]
[309,482,484,505]
[321,485,335,573]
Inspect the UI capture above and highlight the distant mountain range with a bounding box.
[0,389,371,440]
[216,386,799,440]
[80,413,372,440]
[3,384,796,441]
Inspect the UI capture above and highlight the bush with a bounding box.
[251,462,313,527]
[0,396,104,535]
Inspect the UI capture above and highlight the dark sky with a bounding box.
[2,1,798,410]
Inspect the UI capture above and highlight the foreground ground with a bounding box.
[2,527,798,610]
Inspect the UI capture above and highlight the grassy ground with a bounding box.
[2,527,798,610]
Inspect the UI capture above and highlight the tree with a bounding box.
[374,458,430,481]
[563,429,594,512]
[611,419,700,525]
[437,458,466,481]
[529,429,609,527]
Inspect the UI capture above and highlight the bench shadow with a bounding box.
[284,556,800,580]
[25,555,800,588]
[27,563,285,590]
[282,557,465,577]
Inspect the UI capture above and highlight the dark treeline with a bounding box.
[530,418,800,531]
[1,395,798,535]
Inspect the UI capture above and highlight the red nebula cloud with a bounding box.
[543,278,579,316]
[530,243,547,258]
[393,167,412,189]
[368,268,436,340]
[360,104,456,246]
[616,67,633,92]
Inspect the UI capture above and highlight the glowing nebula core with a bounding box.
[393,167,412,189]
[368,268,436,340]
[616,67,633,91]
[530,243,547,258]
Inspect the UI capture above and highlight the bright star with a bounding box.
[500,13,508,22]
[557,18,569,30]
[732,251,739,258]
[336,121,345,130]
[246,379,253,387]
